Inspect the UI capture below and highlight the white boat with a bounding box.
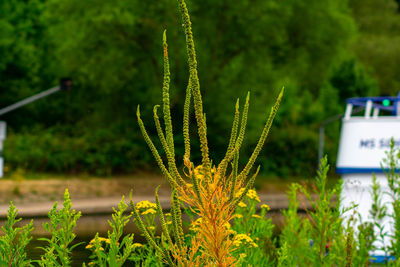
[337,95,400,259]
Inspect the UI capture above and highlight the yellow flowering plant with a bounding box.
[85,196,134,267]
[37,189,81,266]
[0,203,33,266]
[135,200,158,237]
[231,189,276,266]
[131,0,282,265]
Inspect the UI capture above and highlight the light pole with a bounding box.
[0,78,71,177]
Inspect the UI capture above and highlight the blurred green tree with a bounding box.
[1,0,380,177]
[350,0,400,95]
[0,0,58,127]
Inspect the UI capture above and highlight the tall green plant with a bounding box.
[278,157,350,266]
[132,0,283,265]
[85,196,135,266]
[382,139,400,260]
[37,189,81,267]
[277,183,310,266]
[301,157,347,266]
[0,202,33,267]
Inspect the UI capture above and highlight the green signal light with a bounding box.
[382,99,391,107]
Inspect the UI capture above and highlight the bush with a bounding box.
[4,127,149,175]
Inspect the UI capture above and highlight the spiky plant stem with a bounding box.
[177,0,210,171]
[134,0,284,266]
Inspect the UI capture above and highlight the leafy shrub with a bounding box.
[1,155,400,265]
[0,203,33,266]
[4,127,148,175]
[85,196,134,266]
[37,189,81,266]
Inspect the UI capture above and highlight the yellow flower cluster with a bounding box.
[85,244,105,250]
[193,165,205,180]
[234,214,243,219]
[234,188,261,202]
[238,201,247,208]
[193,165,219,181]
[247,189,261,202]
[251,214,261,219]
[90,237,109,243]
[223,222,237,234]
[233,234,258,248]
[223,222,231,229]
[141,208,157,215]
[136,200,156,210]
[234,188,245,198]
[86,237,111,249]
[261,204,270,211]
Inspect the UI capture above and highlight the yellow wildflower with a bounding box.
[90,236,108,244]
[233,240,242,246]
[247,189,261,202]
[235,188,245,198]
[251,214,261,219]
[261,204,270,211]
[223,222,231,229]
[235,188,261,202]
[141,208,157,215]
[85,244,94,249]
[234,234,258,248]
[238,201,247,208]
[95,247,104,252]
[136,200,156,210]
[193,165,205,180]
[235,234,253,242]
[147,226,155,231]
[193,165,219,180]
[234,214,243,219]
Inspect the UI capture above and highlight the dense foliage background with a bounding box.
[0,0,397,177]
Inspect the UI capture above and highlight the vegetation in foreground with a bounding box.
[2,0,400,266]
[2,150,400,266]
